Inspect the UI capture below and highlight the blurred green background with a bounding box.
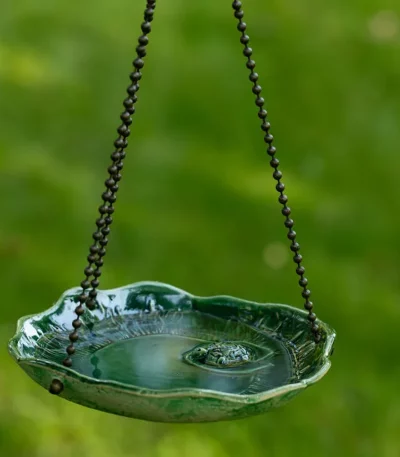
[1,0,399,456]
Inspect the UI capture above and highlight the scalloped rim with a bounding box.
[8,281,336,405]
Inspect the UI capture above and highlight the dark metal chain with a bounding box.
[49,0,157,395]
[48,0,320,396]
[232,0,321,343]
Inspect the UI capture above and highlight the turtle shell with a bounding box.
[191,342,253,367]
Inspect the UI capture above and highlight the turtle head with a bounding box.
[192,347,208,360]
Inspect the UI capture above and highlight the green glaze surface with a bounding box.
[8,282,335,423]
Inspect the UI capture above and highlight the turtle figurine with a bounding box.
[188,342,254,368]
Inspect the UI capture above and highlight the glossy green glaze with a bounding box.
[8,282,335,423]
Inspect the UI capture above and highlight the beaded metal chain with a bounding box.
[49,0,320,396]
[49,0,156,395]
[231,0,320,343]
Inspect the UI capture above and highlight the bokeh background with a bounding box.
[1,0,399,456]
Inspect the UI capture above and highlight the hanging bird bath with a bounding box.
[8,0,335,423]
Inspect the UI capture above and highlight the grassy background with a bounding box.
[1,0,399,456]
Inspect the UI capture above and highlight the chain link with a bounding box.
[49,0,157,394]
[232,0,321,343]
[49,0,320,396]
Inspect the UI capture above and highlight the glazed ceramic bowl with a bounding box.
[8,282,335,423]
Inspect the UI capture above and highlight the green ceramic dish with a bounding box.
[8,282,335,423]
